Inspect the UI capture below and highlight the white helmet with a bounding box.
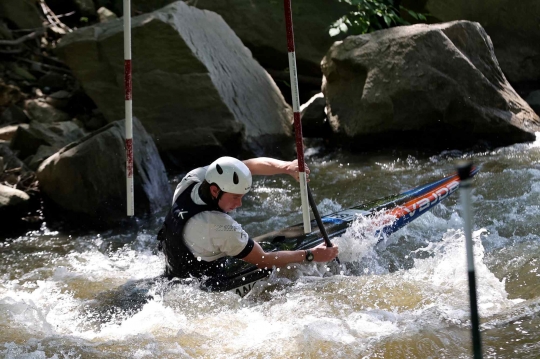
[205,157,252,194]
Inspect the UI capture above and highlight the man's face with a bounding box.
[218,192,244,213]
[210,185,245,213]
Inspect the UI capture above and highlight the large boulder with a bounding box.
[99,0,352,78]
[402,0,540,89]
[56,1,293,169]
[36,117,171,228]
[321,21,540,149]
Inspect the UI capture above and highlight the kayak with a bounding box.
[200,167,479,297]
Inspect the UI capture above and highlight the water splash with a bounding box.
[404,228,520,323]
[332,210,399,275]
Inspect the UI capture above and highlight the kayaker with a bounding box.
[157,156,339,279]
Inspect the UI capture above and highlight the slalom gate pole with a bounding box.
[457,162,482,359]
[124,0,134,216]
[283,0,310,233]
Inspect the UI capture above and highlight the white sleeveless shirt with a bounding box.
[172,167,250,262]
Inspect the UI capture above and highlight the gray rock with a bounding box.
[322,21,540,148]
[10,121,85,160]
[97,6,118,22]
[25,99,71,123]
[0,124,25,142]
[56,1,293,168]
[0,184,30,218]
[0,105,29,126]
[0,0,43,30]
[36,117,171,227]
[97,7,117,22]
[0,142,27,171]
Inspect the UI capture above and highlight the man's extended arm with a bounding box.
[242,157,309,181]
[241,241,338,269]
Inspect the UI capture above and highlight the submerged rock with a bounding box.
[322,20,540,149]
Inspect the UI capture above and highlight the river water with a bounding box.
[1,135,539,358]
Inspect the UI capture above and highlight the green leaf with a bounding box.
[407,10,419,20]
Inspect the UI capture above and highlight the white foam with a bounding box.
[92,300,187,340]
[403,228,518,321]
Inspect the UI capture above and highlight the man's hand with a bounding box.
[285,159,310,182]
[311,242,338,262]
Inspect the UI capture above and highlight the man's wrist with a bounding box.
[304,249,314,262]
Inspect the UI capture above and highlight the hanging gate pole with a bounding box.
[283,0,310,233]
[457,162,483,359]
[124,0,134,216]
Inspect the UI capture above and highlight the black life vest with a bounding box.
[157,182,225,279]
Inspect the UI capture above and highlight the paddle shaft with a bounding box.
[307,184,340,265]
[457,162,482,359]
[283,0,311,233]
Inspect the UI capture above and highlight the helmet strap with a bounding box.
[216,189,224,203]
[199,181,225,212]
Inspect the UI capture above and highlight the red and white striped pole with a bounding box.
[124,0,134,216]
[284,0,311,233]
